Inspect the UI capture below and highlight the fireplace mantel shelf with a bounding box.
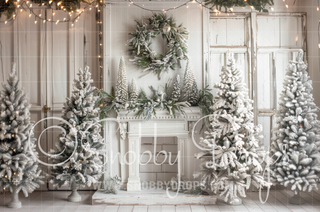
[117,106,202,122]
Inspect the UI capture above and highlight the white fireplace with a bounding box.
[112,107,202,192]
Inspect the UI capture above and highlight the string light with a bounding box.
[318,20,320,48]
[1,0,273,25]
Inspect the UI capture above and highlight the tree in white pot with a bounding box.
[50,66,105,202]
[0,64,44,208]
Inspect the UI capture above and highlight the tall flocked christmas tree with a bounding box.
[270,50,320,204]
[50,66,105,202]
[194,53,270,205]
[0,64,44,208]
[115,56,128,104]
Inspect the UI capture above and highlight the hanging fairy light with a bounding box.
[1,0,274,25]
[318,20,320,48]
[0,0,98,24]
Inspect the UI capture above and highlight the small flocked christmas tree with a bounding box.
[115,57,128,104]
[182,60,195,102]
[194,53,270,205]
[0,64,44,208]
[171,75,181,101]
[50,67,104,202]
[270,50,320,204]
[189,80,199,106]
[129,78,138,103]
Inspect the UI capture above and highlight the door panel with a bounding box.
[0,7,99,190]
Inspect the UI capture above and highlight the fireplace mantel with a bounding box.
[117,106,202,121]
[110,107,202,192]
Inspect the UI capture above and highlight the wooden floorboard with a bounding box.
[1,190,320,212]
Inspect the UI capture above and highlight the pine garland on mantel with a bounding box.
[95,79,214,121]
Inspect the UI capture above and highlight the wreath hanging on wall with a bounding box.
[127,13,189,79]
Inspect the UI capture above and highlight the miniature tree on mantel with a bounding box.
[270,50,320,205]
[182,60,195,103]
[0,64,44,208]
[115,56,128,105]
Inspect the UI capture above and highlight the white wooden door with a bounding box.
[255,14,306,151]
[0,7,100,190]
[0,8,48,190]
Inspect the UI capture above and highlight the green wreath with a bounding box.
[127,13,189,79]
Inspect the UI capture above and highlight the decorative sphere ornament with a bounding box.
[163,23,171,33]
[224,140,230,149]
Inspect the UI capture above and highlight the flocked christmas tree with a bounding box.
[50,66,105,202]
[194,53,270,205]
[189,80,199,106]
[171,75,181,101]
[115,56,128,104]
[270,50,320,204]
[0,64,44,208]
[182,60,195,102]
[129,78,138,103]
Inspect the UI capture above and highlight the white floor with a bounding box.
[0,188,320,212]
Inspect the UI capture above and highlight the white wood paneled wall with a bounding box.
[0,6,100,190]
[103,3,208,181]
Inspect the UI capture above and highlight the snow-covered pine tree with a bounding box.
[189,80,199,106]
[270,50,320,204]
[182,60,195,102]
[129,78,138,102]
[194,53,270,205]
[0,64,44,208]
[171,75,181,101]
[50,66,105,202]
[115,56,128,104]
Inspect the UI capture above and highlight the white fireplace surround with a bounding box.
[106,107,202,192]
